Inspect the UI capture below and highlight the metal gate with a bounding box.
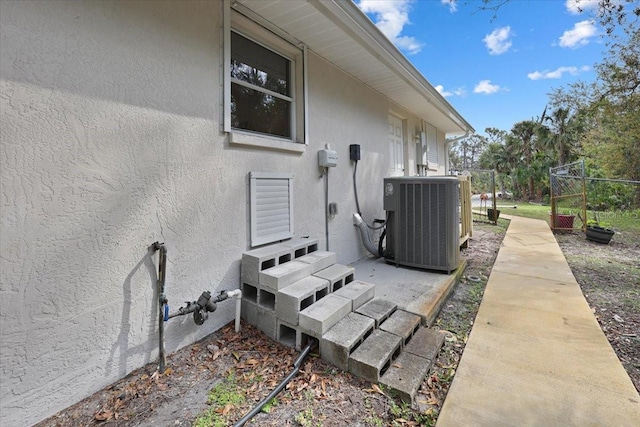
[550,160,587,232]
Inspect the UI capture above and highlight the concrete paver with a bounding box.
[437,216,640,426]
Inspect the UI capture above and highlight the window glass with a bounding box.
[231,31,292,138]
[231,85,291,138]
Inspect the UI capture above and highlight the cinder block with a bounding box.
[349,329,402,383]
[332,280,375,311]
[313,264,355,292]
[379,310,421,348]
[276,276,330,325]
[356,298,397,328]
[298,294,351,338]
[297,251,336,274]
[241,298,258,327]
[277,320,301,349]
[258,288,276,310]
[320,313,375,371]
[260,261,312,291]
[242,283,258,304]
[380,352,431,403]
[404,328,445,362]
[241,244,292,286]
[256,304,277,340]
[280,237,319,259]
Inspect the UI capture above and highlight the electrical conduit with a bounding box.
[353,213,381,257]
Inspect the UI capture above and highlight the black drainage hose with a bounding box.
[233,339,318,427]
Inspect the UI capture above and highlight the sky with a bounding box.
[355,0,608,136]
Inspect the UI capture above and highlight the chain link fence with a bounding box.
[551,160,640,232]
[586,178,640,230]
[550,160,586,231]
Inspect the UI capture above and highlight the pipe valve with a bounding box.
[193,291,217,325]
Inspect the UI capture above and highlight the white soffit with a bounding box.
[235,0,474,135]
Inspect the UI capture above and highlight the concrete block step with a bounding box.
[404,327,445,362]
[276,276,330,325]
[378,328,444,403]
[320,312,375,371]
[313,264,355,292]
[297,251,336,274]
[356,298,397,328]
[241,244,293,286]
[242,299,277,340]
[379,310,421,349]
[280,237,319,259]
[333,280,375,311]
[260,260,312,291]
[380,352,431,403]
[349,329,402,383]
[298,294,351,338]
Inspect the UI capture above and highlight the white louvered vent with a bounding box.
[426,123,438,167]
[249,172,294,247]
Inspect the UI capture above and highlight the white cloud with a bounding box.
[474,80,501,94]
[435,85,452,97]
[453,87,467,96]
[559,20,597,48]
[435,84,466,97]
[565,0,599,15]
[441,0,458,13]
[357,0,423,54]
[483,27,513,55]
[527,65,591,80]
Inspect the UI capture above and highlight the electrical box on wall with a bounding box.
[349,144,361,161]
[318,149,338,167]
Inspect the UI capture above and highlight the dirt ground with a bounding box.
[35,219,638,427]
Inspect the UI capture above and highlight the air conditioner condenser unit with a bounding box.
[383,176,460,273]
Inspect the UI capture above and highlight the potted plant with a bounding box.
[585,217,615,244]
[549,211,575,230]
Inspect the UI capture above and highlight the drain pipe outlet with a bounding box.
[353,213,380,257]
[225,289,242,332]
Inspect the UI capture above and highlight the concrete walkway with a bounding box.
[437,216,640,426]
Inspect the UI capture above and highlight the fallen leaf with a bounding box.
[371,384,385,395]
[94,410,113,421]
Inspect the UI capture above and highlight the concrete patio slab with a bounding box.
[352,256,465,326]
[437,216,640,427]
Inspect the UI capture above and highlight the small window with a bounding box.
[224,4,306,150]
[231,32,292,138]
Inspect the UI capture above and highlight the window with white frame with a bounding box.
[224,4,306,149]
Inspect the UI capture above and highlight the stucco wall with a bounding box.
[1,1,439,425]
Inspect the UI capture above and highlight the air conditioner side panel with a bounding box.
[383,177,459,272]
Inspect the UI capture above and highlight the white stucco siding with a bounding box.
[1,1,449,425]
[0,2,239,425]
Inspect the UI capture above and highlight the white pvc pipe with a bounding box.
[226,289,242,332]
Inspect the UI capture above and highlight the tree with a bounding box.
[450,134,488,171]
[477,0,639,36]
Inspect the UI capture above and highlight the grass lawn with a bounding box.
[494,201,551,222]
[493,201,640,232]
